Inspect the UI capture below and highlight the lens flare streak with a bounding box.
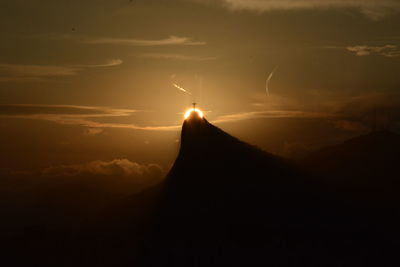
[173,83,192,95]
[266,66,278,97]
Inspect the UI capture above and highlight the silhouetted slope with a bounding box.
[138,113,385,266]
[166,113,325,223]
[300,130,400,247]
[303,130,400,195]
[166,113,312,213]
[15,116,399,267]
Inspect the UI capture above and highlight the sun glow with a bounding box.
[184,108,204,119]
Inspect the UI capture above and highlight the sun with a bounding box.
[184,108,204,119]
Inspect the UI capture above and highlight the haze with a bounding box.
[1,0,400,193]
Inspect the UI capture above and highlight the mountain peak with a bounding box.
[181,111,208,137]
[179,114,247,159]
[170,116,306,194]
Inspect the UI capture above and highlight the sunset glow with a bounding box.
[184,108,204,119]
[2,1,400,265]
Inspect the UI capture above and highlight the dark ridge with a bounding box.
[303,130,400,193]
[137,116,389,266]
[76,118,399,267]
[165,114,315,212]
[301,130,400,233]
[9,117,399,266]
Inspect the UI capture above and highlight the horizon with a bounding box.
[1,3,400,265]
[2,1,400,182]
[2,0,400,207]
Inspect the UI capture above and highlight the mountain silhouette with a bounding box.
[128,113,395,266]
[301,130,400,249]
[7,113,400,266]
[303,130,400,200]
[143,112,321,265]
[68,113,398,267]
[85,111,326,266]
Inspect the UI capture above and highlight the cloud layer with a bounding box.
[138,53,216,61]
[0,59,122,81]
[39,159,165,197]
[0,64,81,77]
[212,110,334,124]
[193,0,400,19]
[0,104,336,132]
[43,159,164,183]
[2,93,399,134]
[1,159,165,231]
[346,45,400,57]
[57,34,207,46]
[0,104,180,131]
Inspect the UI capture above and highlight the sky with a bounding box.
[1,0,400,198]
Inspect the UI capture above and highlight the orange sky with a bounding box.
[0,0,399,190]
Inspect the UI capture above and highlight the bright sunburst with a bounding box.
[184,108,204,119]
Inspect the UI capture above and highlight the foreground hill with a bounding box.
[302,130,400,200]
[7,114,400,266]
[129,113,397,266]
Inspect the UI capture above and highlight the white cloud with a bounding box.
[82,35,206,46]
[41,159,165,193]
[0,104,180,131]
[346,45,400,57]
[192,0,400,19]
[0,104,336,131]
[212,110,334,124]
[84,128,104,136]
[80,59,123,67]
[0,64,81,77]
[0,59,123,81]
[138,53,216,61]
[43,159,164,179]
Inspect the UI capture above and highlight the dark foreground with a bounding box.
[3,114,400,266]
